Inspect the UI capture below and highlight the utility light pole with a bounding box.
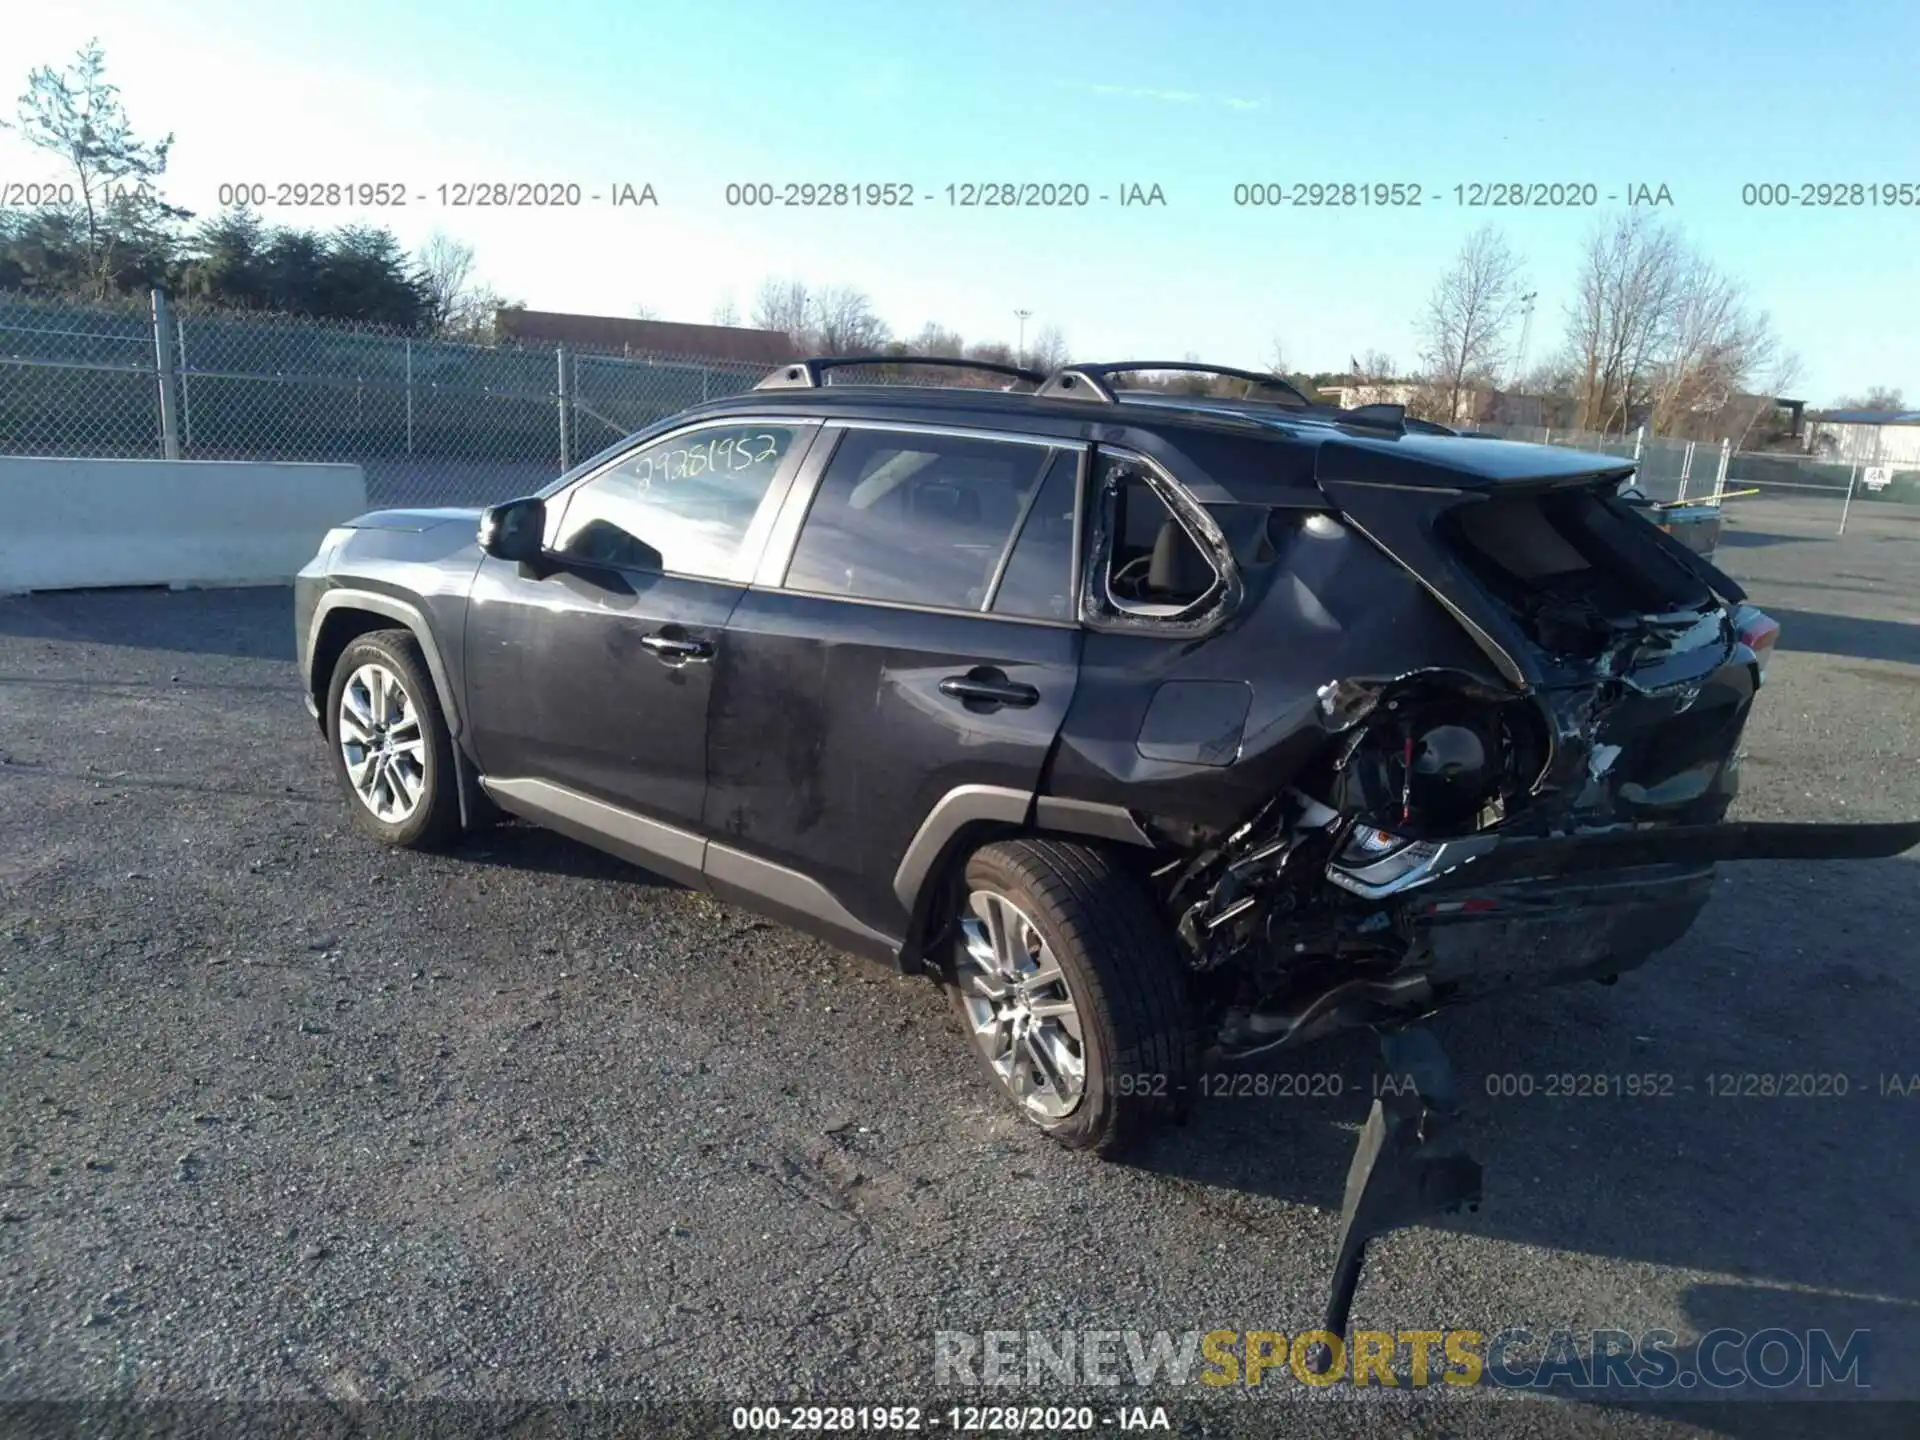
[1510,291,1539,391]
[1014,309,1032,367]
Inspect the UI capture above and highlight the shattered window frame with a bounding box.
[1079,446,1246,636]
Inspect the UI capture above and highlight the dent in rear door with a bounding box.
[704,598,1079,939]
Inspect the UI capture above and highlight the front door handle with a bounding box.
[640,632,713,663]
[939,670,1040,708]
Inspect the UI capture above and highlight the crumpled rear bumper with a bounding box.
[1367,816,1920,996]
[1403,862,1716,995]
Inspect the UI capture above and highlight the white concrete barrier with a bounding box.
[0,457,368,593]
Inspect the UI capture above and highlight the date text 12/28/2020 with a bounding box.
[721,182,1167,208]
[1229,181,1677,208]
[212,181,659,208]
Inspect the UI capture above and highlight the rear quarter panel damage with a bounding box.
[1045,505,1508,836]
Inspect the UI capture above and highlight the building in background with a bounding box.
[1328,381,1494,425]
[1805,409,1920,465]
[495,309,794,365]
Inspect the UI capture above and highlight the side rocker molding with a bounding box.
[480,776,904,966]
[480,776,706,888]
[705,844,900,967]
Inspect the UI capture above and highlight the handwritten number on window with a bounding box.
[628,432,781,492]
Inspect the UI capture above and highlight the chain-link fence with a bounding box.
[12,289,1919,527]
[0,288,771,508]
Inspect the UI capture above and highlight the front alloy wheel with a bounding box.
[956,889,1088,1121]
[338,662,427,824]
[324,629,460,850]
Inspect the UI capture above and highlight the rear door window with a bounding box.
[988,450,1080,621]
[782,429,1062,612]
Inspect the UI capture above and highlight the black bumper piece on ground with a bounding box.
[1312,1026,1481,1373]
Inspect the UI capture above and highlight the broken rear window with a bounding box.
[1442,487,1714,653]
[1097,456,1221,617]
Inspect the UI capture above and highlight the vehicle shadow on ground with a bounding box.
[0,586,297,661]
[1464,1282,1913,1424]
[1717,529,1819,550]
[1761,608,1920,665]
[453,820,681,887]
[1123,855,1920,1398]
[1581,1401,1910,1440]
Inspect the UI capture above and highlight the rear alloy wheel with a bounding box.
[326,630,460,850]
[956,889,1089,1121]
[949,838,1195,1157]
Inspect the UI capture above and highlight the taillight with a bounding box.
[1733,603,1780,681]
[1343,825,1413,861]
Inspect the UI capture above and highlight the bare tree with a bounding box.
[1358,350,1397,382]
[711,291,739,327]
[1645,249,1781,436]
[630,302,660,321]
[1519,357,1575,396]
[1028,324,1070,372]
[1725,350,1803,451]
[1566,213,1686,433]
[964,340,1017,367]
[909,322,966,356]
[807,285,890,352]
[1420,226,1526,424]
[415,232,476,334]
[1830,385,1906,411]
[751,277,811,339]
[1267,333,1289,376]
[474,288,525,343]
[432,286,524,345]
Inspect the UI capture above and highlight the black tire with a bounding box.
[324,629,461,851]
[947,838,1196,1158]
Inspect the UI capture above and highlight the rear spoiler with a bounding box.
[1314,434,1638,495]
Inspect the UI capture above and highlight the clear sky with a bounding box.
[5,0,1917,403]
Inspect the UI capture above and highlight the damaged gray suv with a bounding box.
[297,356,1919,1342]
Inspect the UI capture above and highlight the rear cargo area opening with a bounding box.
[1441,487,1716,656]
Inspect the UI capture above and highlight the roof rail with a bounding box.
[1036,361,1312,408]
[754,355,1047,390]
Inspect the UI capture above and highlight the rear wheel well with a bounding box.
[903,820,1168,975]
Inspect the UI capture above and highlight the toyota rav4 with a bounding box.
[294,357,1918,1339]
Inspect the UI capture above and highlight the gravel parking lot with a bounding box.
[1,491,1916,1438]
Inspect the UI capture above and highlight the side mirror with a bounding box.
[478,496,546,562]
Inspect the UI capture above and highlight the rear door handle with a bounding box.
[640,632,713,663]
[939,671,1040,708]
